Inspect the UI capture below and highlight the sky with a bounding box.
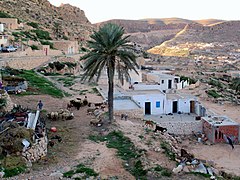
[48,0,240,24]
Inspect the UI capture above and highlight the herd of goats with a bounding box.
[46,97,169,132]
[46,97,107,126]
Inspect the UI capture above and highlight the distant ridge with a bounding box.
[194,19,225,26]
[148,20,240,56]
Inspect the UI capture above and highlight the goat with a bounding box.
[144,120,154,128]
[121,113,128,120]
[70,100,82,110]
[87,107,97,115]
[154,125,167,133]
[67,103,73,110]
[90,118,102,126]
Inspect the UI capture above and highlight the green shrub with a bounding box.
[0,11,12,18]
[30,45,39,50]
[40,40,54,49]
[180,76,197,84]
[209,79,223,88]
[160,141,176,160]
[63,35,68,40]
[26,22,39,29]
[63,164,98,178]
[161,169,172,177]
[3,166,26,178]
[0,98,7,109]
[207,90,221,98]
[132,160,147,179]
[53,61,65,71]
[64,62,77,68]
[32,29,52,40]
[16,69,65,98]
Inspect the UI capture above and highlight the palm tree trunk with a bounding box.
[107,62,115,122]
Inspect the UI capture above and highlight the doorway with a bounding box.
[145,102,151,115]
[168,80,172,89]
[190,101,195,113]
[172,101,178,113]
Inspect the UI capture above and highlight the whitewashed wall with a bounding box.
[178,99,191,113]
[132,94,166,115]
[164,99,173,114]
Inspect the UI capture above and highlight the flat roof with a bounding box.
[147,72,179,79]
[98,85,165,99]
[202,116,239,126]
[166,93,196,100]
[126,89,165,96]
[114,99,141,110]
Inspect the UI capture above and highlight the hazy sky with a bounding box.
[48,0,239,23]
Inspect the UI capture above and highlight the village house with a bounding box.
[52,40,79,54]
[128,71,189,93]
[202,116,240,144]
[0,34,8,45]
[0,18,19,30]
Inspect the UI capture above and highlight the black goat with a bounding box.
[154,125,167,133]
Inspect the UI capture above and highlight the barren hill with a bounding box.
[159,17,194,25]
[194,19,225,26]
[96,18,226,50]
[148,21,240,56]
[96,19,187,50]
[0,0,95,41]
[96,19,186,33]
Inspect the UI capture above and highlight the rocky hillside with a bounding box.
[0,0,95,41]
[148,21,240,56]
[96,19,187,50]
[96,18,225,50]
[95,19,186,33]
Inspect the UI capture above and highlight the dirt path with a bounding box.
[9,75,132,179]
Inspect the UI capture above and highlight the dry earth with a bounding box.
[7,78,240,179]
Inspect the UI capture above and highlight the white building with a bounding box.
[131,90,166,115]
[130,72,189,93]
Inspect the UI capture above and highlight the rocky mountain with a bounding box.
[0,0,95,41]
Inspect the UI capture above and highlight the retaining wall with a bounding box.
[157,120,202,135]
[22,132,48,162]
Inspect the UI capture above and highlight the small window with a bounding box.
[156,101,160,108]
[162,80,164,84]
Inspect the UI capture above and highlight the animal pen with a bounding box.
[202,116,240,144]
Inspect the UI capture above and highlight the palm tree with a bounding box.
[81,23,139,122]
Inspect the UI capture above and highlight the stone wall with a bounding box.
[22,133,48,162]
[3,56,50,70]
[157,120,202,135]
[52,40,79,54]
[0,18,18,30]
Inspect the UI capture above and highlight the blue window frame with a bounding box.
[156,101,160,108]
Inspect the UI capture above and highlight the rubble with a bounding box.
[0,105,48,167]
